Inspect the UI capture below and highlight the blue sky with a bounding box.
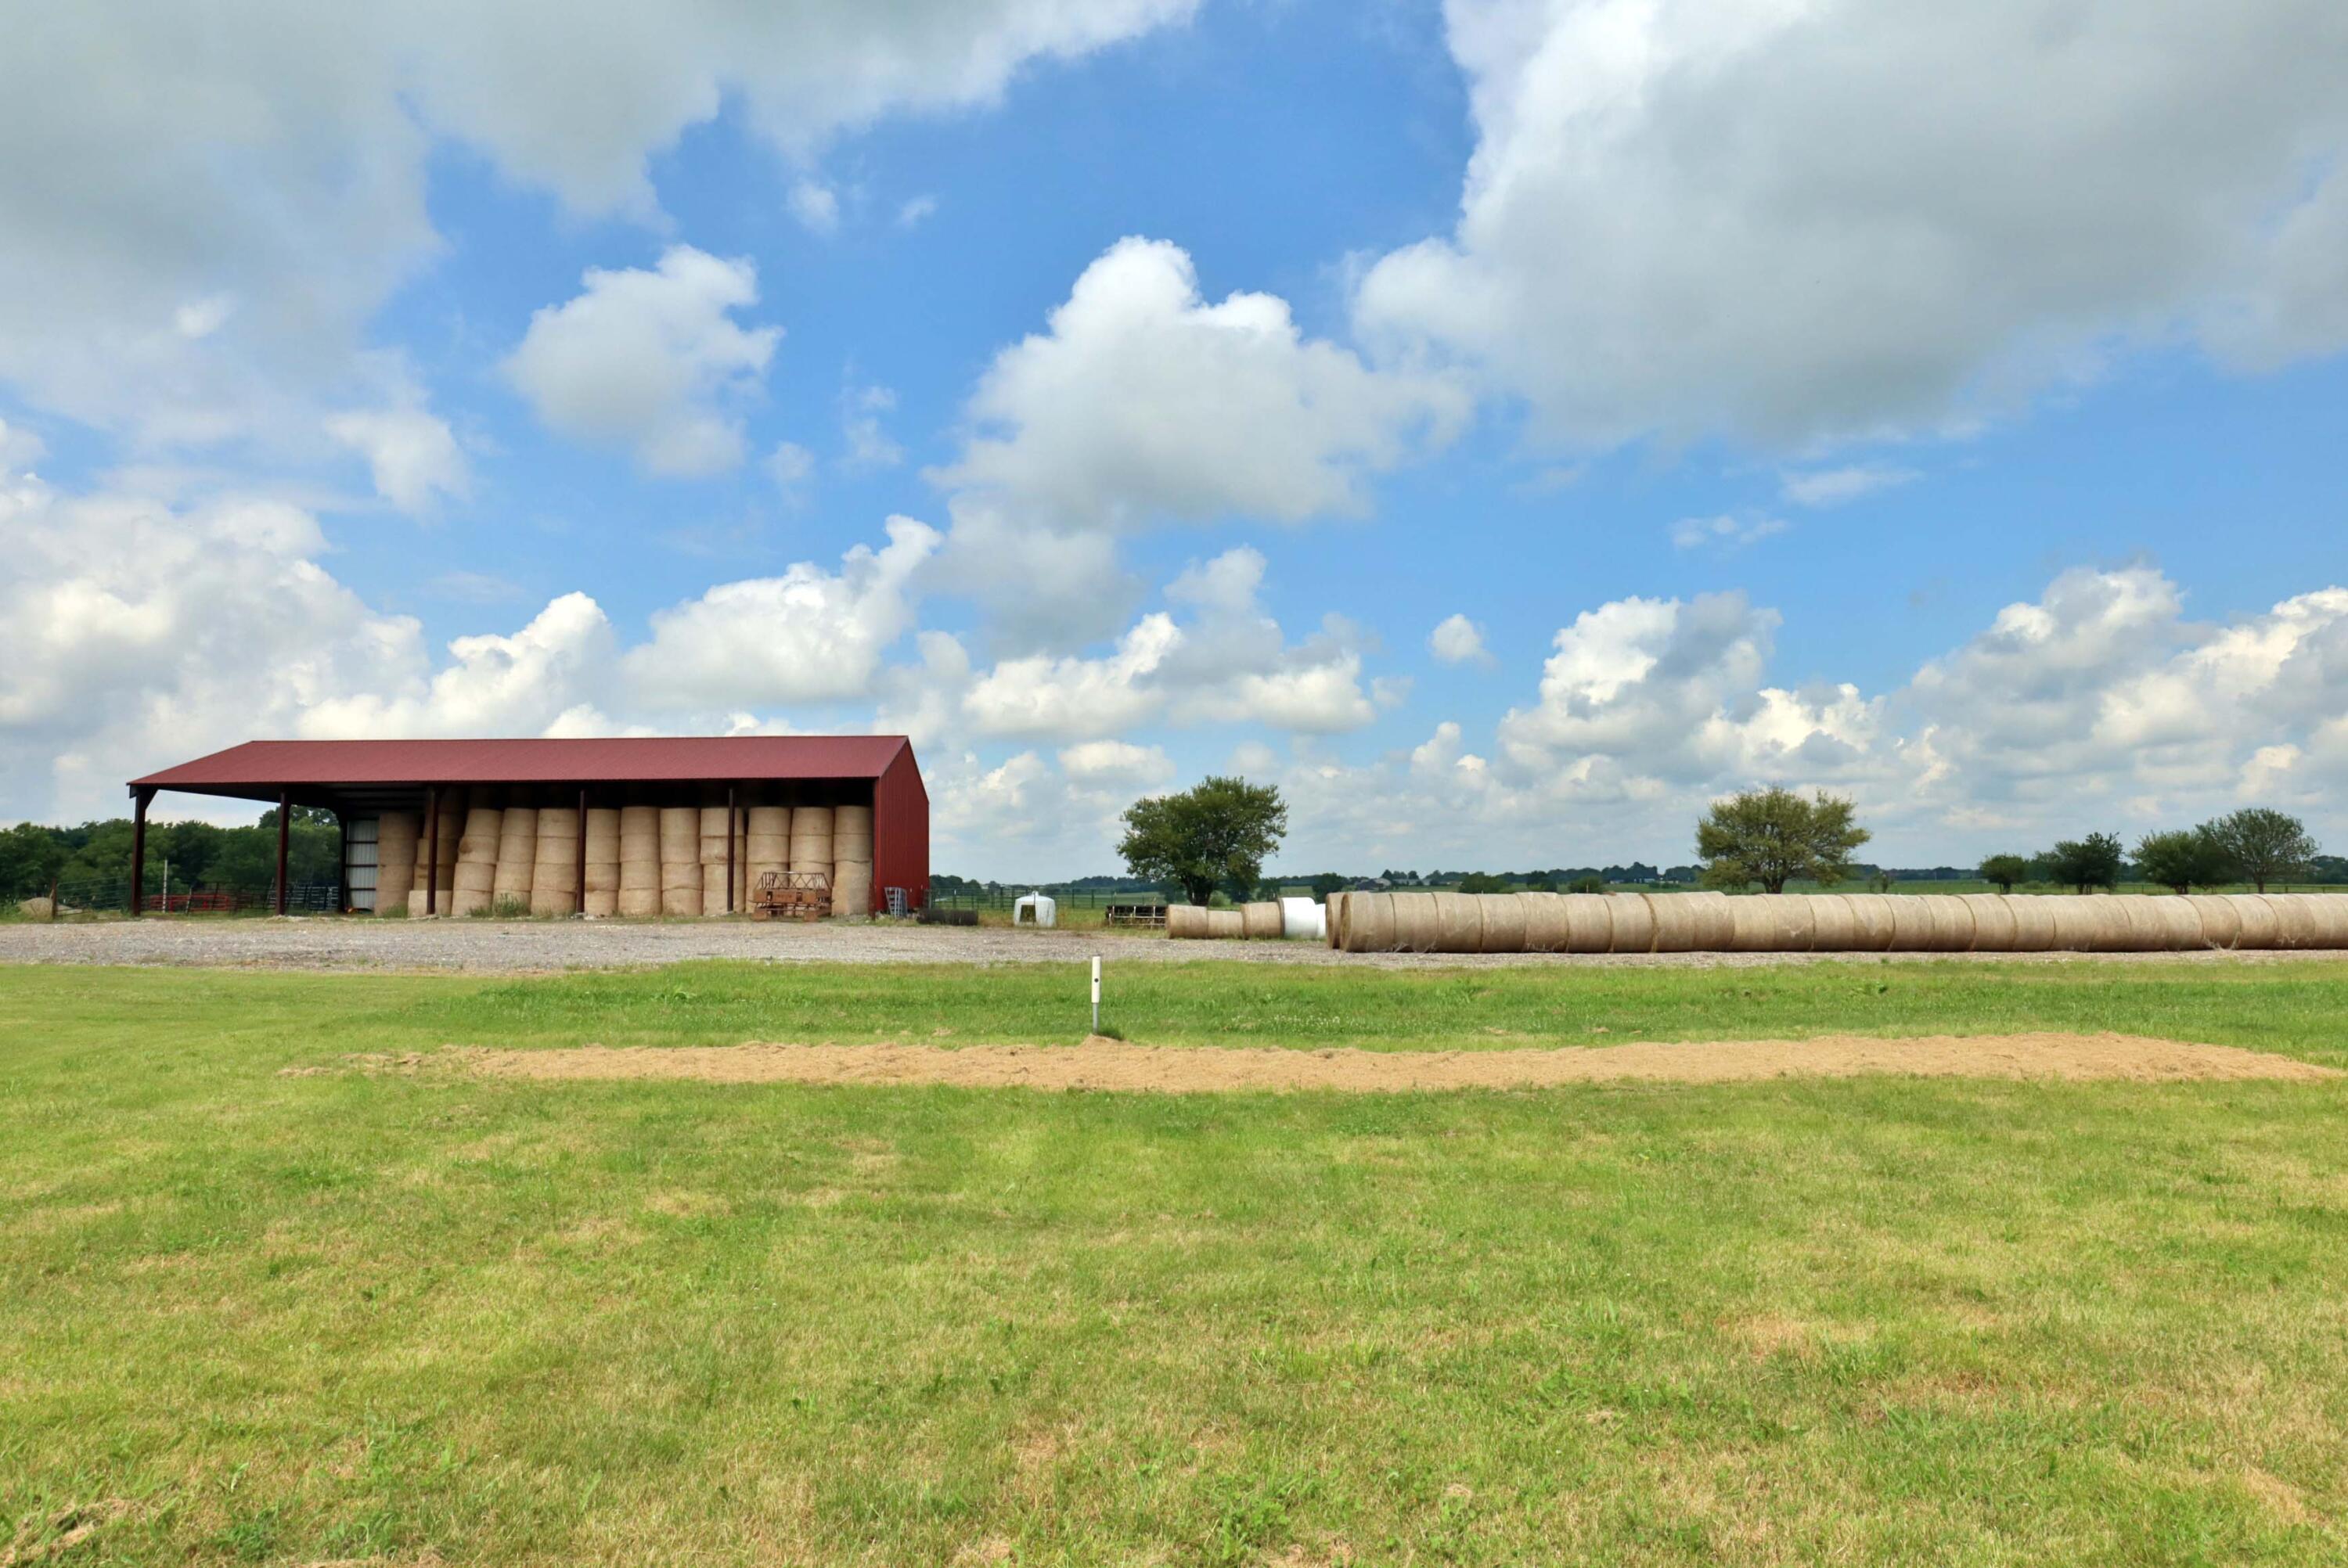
[4,0,2346,877]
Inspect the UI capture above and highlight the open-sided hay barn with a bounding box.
[126,736,927,918]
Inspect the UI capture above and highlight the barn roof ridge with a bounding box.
[131,735,914,789]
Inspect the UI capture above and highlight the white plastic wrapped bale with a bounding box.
[1280,897,1326,940]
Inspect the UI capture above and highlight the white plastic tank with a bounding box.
[1280,897,1326,941]
[1013,892,1057,929]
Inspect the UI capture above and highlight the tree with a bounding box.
[1308,872,1348,901]
[1118,777,1287,908]
[1567,874,1606,894]
[2202,807,2317,893]
[1978,853,2030,894]
[2133,829,2227,894]
[1457,871,1511,894]
[2044,833,2124,894]
[1694,787,1871,895]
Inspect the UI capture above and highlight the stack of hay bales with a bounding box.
[582,807,621,918]
[745,804,791,906]
[529,806,579,916]
[1314,889,2348,955]
[374,811,420,917]
[658,807,700,917]
[492,805,538,912]
[409,790,461,916]
[831,804,873,918]
[1167,904,1248,939]
[451,798,502,916]
[618,806,662,917]
[790,806,834,910]
[697,805,743,915]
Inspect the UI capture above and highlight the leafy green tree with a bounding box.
[1309,872,1348,900]
[2133,829,2228,894]
[1526,874,1558,893]
[1567,875,1606,895]
[1977,853,2031,894]
[0,822,69,897]
[2044,833,2124,894]
[1118,776,1287,908]
[1456,871,1511,894]
[2201,807,2317,893]
[1694,787,1871,894]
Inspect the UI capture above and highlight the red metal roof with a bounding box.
[133,735,913,790]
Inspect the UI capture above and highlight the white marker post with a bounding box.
[1090,955,1102,1035]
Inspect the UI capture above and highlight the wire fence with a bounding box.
[9,878,344,915]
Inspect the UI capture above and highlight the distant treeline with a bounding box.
[2,809,341,901]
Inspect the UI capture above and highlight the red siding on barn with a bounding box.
[868,741,930,914]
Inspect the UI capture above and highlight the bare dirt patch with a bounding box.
[427,1032,2333,1092]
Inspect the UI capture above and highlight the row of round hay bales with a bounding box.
[1323,890,2348,954]
[374,810,420,917]
[406,789,463,916]
[1167,901,1287,939]
[528,806,580,916]
[832,804,873,918]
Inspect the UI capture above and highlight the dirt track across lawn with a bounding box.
[424,1032,2333,1091]
[13,918,2348,973]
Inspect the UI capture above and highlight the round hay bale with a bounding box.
[745,833,790,861]
[794,806,835,838]
[834,836,874,865]
[659,859,700,892]
[1728,897,1777,953]
[1806,895,1858,951]
[746,804,790,838]
[2262,894,2321,949]
[2225,894,2279,949]
[1606,894,1657,955]
[1241,901,1285,940]
[1431,891,1483,953]
[2311,892,2348,948]
[1167,904,1213,940]
[583,861,621,894]
[453,861,496,894]
[1345,893,1393,953]
[1323,890,1346,948]
[1885,897,1936,952]
[1761,897,1817,952]
[790,854,834,881]
[448,886,492,917]
[1478,894,1529,953]
[619,859,661,892]
[2005,896,2056,952]
[456,807,502,864]
[1960,894,2015,951]
[1205,908,1247,940]
[657,807,697,854]
[2145,897,2206,951]
[697,805,731,838]
[1840,894,1896,951]
[535,807,579,856]
[700,863,733,911]
[528,887,574,918]
[2039,898,2094,951]
[17,897,56,921]
[2110,899,2170,952]
[616,888,661,918]
[1559,892,1615,958]
[621,805,660,854]
[2074,897,2136,953]
[835,803,872,834]
[1686,891,1735,951]
[583,889,618,918]
[1520,893,1572,952]
[2183,894,2239,950]
[1648,894,1698,953]
[584,805,621,843]
[1923,897,1975,953]
[831,863,873,918]
[1388,894,1441,953]
[661,886,702,918]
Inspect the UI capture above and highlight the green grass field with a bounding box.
[5,958,2348,1564]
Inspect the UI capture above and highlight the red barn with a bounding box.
[126,735,928,918]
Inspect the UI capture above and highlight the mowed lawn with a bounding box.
[5,960,2348,1565]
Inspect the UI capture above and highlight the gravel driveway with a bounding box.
[2,917,2339,974]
